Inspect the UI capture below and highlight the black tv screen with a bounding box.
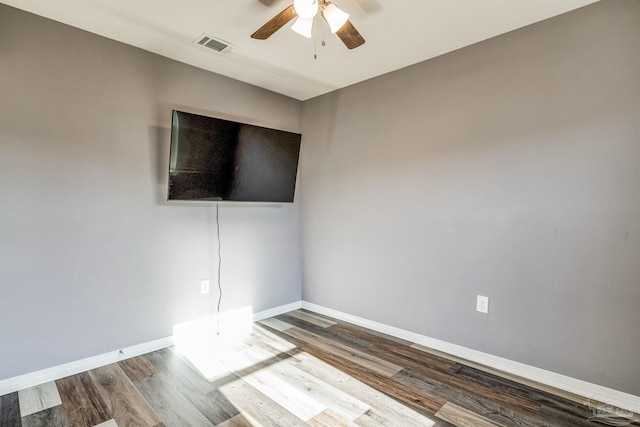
[168,110,302,202]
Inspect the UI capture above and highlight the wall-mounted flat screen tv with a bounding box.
[168,110,302,202]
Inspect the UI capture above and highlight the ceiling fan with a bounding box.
[251,0,365,49]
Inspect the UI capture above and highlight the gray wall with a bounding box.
[300,0,640,394]
[0,5,302,379]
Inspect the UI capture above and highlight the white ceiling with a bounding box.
[3,0,600,100]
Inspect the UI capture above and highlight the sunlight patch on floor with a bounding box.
[173,306,299,380]
[173,306,255,379]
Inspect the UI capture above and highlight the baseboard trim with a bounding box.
[0,336,174,397]
[253,301,303,321]
[0,301,302,396]
[301,301,640,414]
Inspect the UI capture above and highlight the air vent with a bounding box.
[193,34,234,54]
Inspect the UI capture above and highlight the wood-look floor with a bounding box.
[1,309,638,427]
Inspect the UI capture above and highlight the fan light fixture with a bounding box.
[291,0,349,38]
[322,3,349,33]
[291,17,314,38]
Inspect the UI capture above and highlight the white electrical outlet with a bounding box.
[201,280,210,294]
[476,295,489,314]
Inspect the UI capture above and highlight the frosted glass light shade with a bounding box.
[291,17,314,38]
[323,3,349,33]
[293,0,318,19]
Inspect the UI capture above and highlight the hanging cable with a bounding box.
[216,202,222,335]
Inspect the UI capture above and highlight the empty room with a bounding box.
[1,0,639,426]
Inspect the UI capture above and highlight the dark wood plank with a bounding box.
[143,349,239,425]
[117,356,156,382]
[537,404,601,427]
[452,363,592,416]
[0,392,21,427]
[143,349,217,395]
[330,323,455,371]
[365,345,540,417]
[278,313,372,351]
[280,327,402,377]
[302,344,447,414]
[393,369,547,427]
[286,310,337,328]
[88,363,163,427]
[21,405,70,427]
[56,373,110,427]
[133,370,214,426]
[321,318,415,346]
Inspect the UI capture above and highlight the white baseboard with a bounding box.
[301,301,640,415]
[0,336,174,397]
[0,301,301,396]
[253,301,302,321]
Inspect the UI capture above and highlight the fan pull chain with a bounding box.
[314,19,327,60]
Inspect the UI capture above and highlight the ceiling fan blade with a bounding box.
[251,5,297,40]
[336,20,365,49]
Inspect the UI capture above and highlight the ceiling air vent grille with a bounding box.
[193,34,234,54]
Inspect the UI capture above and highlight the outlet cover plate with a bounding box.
[477,295,489,314]
[201,280,210,294]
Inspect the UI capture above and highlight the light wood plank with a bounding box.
[308,408,359,426]
[289,349,439,427]
[93,420,119,427]
[242,366,326,421]
[435,402,505,427]
[251,324,299,353]
[219,377,307,427]
[89,363,163,427]
[216,411,262,427]
[303,344,446,414]
[19,381,63,417]
[257,317,293,332]
[220,332,374,423]
[227,343,370,422]
[269,361,369,421]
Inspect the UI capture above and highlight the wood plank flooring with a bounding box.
[1,309,638,427]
